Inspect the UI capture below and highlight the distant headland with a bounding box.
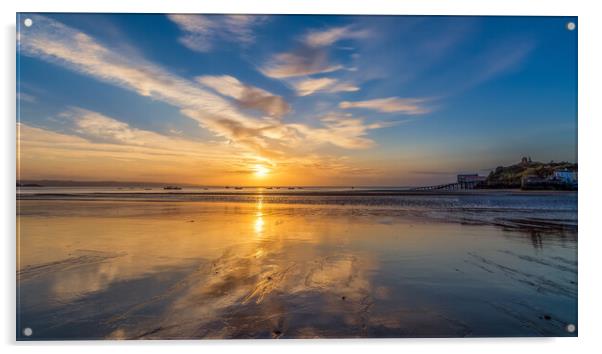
[484,157,577,190]
[409,157,577,192]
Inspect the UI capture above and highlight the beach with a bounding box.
[16,189,577,339]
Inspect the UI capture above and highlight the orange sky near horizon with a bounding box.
[18,122,472,187]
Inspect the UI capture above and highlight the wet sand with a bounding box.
[16,193,577,339]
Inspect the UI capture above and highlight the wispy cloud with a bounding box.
[466,39,535,90]
[293,77,359,96]
[289,113,385,150]
[167,14,266,52]
[260,24,370,81]
[303,25,371,47]
[17,92,36,103]
[58,108,230,157]
[340,97,430,114]
[197,75,290,118]
[260,47,344,79]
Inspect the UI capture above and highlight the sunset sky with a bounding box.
[17,14,577,186]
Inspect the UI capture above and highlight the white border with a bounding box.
[2,1,601,353]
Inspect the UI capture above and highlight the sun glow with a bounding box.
[253,164,270,177]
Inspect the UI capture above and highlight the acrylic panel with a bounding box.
[16,14,578,340]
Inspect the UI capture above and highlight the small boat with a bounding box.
[163,186,182,190]
[288,187,295,190]
[234,187,243,190]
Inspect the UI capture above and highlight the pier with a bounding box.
[411,180,484,191]
[411,174,486,191]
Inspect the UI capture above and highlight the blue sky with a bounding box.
[17,14,577,186]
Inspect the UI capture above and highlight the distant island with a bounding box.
[16,180,195,188]
[16,183,43,187]
[483,157,577,190]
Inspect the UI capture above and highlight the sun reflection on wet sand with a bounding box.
[254,196,265,236]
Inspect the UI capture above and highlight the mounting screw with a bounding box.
[566,22,576,31]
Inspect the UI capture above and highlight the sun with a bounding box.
[253,164,270,177]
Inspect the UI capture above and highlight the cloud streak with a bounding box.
[197,75,290,118]
[340,97,430,114]
[293,77,359,96]
[260,47,344,79]
[62,108,229,155]
[17,92,36,103]
[167,14,266,52]
[290,113,385,150]
[260,24,370,84]
[303,25,371,47]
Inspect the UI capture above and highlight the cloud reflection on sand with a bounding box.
[120,243,378,339]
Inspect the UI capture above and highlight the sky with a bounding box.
[17,14,577,186]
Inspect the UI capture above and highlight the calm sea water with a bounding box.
[17,189,577,339]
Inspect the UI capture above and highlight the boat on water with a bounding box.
[234,187,243,190]
[163,186,182,190]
